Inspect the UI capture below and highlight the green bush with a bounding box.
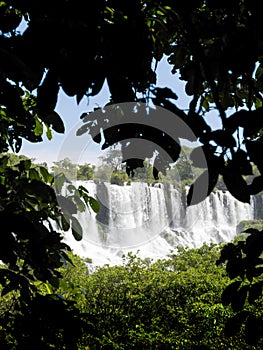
[56,245,263,349]
[110,171,129,186]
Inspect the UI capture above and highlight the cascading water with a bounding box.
[63,181,256,266]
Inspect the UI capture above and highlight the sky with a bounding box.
[19,56,221,168]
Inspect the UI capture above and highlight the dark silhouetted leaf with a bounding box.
[223,170,250,203]
[126,158,144,177]
[210,129,236,148]
[226,256,244,280]
[248,282,263,304]
[245,232,263,258]
[245,315,263,345]
[225,311,249,337]
[229,149,253,175]
[246,140,263,174]
[71,216,83,241]
[231,285,248,312]
[222,280,242,306]
[216,243,236,265]
[25,179,54,202]
[248,176,263,195]
[45,111,65,134]
[153,87,178,100]
[37,68,59,118]
[61,215,70,231]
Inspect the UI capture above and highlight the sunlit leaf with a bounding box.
[46,124,52,140]
[34,118,43,136]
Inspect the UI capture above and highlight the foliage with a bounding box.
[217,229,263,346]
[0,153,98,348]
[2,0,263,347]
[110,170,129,186]
[98,149,124,172]
[52,158,78,180]
[51,158,95,181]
[77,163,95,181]
[130,160,155,183]
[95,146,198,186]
[1,0,263,204]
[53,245,263,349]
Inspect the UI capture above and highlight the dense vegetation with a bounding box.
[1,0,263,347]
[2,242,263,349]
[0,153,99,349]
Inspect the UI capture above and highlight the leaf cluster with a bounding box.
[2,1,263,205]
[217,229,263,345]
[0,154,99,348]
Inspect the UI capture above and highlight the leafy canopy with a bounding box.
[1,0,263,204]
[2,0,263,347]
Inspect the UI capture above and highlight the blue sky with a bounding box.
[19,56,221,167]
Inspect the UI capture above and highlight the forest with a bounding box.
[1,0,263,348]
[2,240,263,349]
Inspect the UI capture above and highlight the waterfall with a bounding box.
[63,181,256,266]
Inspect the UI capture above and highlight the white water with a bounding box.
[63,181,255,266]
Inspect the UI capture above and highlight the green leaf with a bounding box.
[25,179,54,202]
[78,185,90,194]
[61,215,70,231]
[29,168,41,181]
[255,98,262,109]
[39,166,54,184]
[34,118,43,136]
[0,155,8,171]
[89,196,100,213]
[19,159,32,171]
[46,124,53,140]
[71,216,83,241]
